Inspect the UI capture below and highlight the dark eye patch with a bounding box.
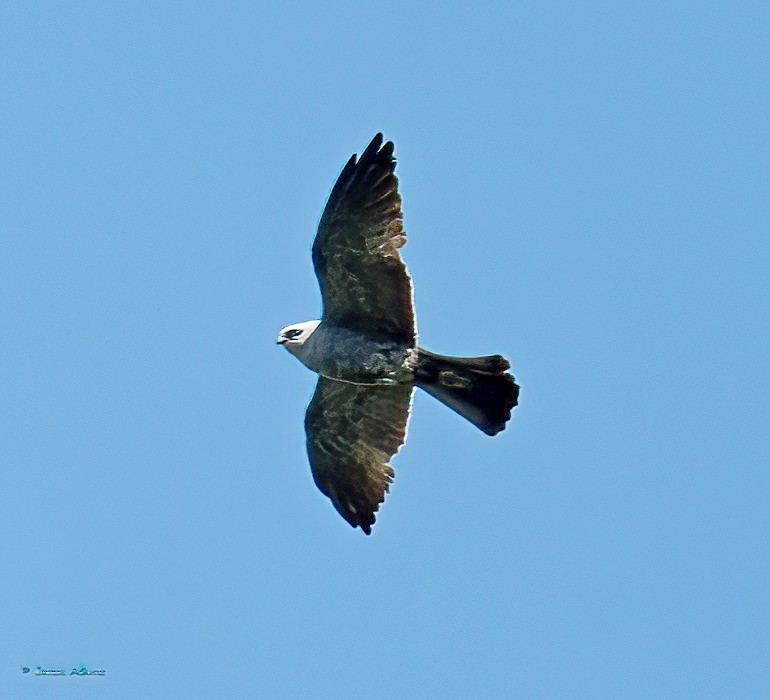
[286,329,303,339]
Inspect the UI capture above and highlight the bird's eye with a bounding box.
[285,329,303,339]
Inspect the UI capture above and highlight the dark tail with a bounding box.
[415,348,519,436]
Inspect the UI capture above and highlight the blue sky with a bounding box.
[1,2,767,697]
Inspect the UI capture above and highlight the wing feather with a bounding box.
[305,376,413,534]
[312,134,415,345]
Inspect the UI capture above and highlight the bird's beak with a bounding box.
[277,338,287,345]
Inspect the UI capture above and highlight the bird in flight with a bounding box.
[278,133,519,534]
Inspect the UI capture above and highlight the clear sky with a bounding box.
[1,2,767,698]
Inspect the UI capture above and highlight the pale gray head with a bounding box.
[276,320,320,358]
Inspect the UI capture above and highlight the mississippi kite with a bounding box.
[278,133,519,534]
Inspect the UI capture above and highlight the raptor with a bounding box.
[278,133,519,534]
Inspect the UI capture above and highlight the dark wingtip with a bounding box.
[341,153,357,179]
[359,133,384,165]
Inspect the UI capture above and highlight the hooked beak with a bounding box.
[276,338,287,345]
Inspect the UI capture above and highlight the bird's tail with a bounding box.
[414,348,519,436]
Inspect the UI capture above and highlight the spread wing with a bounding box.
[312,133,416,345]
[305,376,413,535]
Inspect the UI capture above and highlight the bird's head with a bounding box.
[276,320,320,356]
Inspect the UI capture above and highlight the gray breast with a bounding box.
[300,324,416,384]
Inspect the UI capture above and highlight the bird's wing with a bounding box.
[305,376,413,534]
[312,133,415,345]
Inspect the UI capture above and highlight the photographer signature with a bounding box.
[22,665,106,676]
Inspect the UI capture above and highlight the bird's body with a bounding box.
[278,133,519,534]
[284,321,417,385]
